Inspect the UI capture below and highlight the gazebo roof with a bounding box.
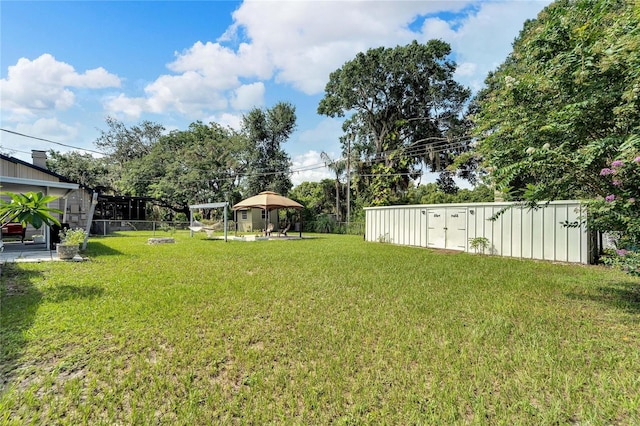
[232,191,303,211]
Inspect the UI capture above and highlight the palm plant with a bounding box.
[0,191,62,229]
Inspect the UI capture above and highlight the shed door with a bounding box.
[446,210,467,250]
[427,209,446,248]
[427,208,467,250]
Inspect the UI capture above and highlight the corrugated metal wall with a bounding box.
[365,201,591,264]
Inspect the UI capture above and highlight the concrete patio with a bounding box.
[0,241,58,263]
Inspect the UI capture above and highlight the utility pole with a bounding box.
[346,135,352,231]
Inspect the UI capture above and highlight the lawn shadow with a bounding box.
[0,265,105,392]
[566,280,640,317]
[1,265,44,392]
[200,237,227,242]
[85,241,123,257]
[44,284,104,303]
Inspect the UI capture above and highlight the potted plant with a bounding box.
[57,228,87,260]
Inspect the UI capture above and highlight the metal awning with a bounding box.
[189,202,228,209]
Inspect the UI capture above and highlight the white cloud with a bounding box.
[104,94,147,119]
[204,112,244,130]
[226,1,473,94]
[104,0,480,120]
[420,1,552,91]
[103,1,550,124]
[291,150,333,186]
[104,71,231,119]
[0,54,120,116]
[27,117,78,140]
[145,72,230,114]
[104,42,268,119]
[454,62,477,78]
[169,41,272,82]
[421,16,457,40]
[230,82,265,110]
[0,118,82,162]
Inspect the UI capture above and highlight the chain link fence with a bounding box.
[92,220,198,237]
[303,221,365,235]
[91,220,365,236]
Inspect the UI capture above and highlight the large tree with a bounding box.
[94,117,165,193]
[46,150,112,191]
[119,121,248,215]
[318,40,471,205]
[242,102,296,196]
[289,180,335,223]
[473,0,640,203]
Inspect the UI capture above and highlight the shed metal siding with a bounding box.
[365,201,590,264]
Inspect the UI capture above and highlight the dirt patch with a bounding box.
[1,265,30,296]
[429,248,464,255]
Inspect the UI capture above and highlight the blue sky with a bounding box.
[1,0,551,185]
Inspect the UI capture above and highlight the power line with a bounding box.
[1,128,469,183]
[0,145,32,155]
[0,128,105,155]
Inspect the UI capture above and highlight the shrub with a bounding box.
[588,136,640,275]
[59,228,87,246]
[469,237,491,254]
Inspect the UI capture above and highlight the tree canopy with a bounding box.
[119,121,248,215]
[318,40,471,205]
[90,117,166,193]
[46,150,111,191]
[473,0,640,202]
[67,105,296,215]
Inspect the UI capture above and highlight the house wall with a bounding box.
[64,189,93,230]
[1,157,57,182]
[365,201,592,264]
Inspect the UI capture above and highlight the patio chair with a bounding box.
[264,223,274,236]
[278,223,291,237]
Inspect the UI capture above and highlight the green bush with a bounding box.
[59,227,87,245]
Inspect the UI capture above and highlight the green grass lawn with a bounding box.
[1,232,639,424]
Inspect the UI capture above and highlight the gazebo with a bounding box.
[232,191,304,237]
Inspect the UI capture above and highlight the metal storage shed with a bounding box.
[365,201,594,264]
